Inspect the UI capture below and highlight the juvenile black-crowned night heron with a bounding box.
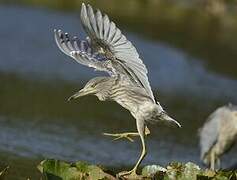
[54,3,181,178]
[199,104,237,170]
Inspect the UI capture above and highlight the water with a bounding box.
[0,5,237,179]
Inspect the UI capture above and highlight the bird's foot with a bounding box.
[117,169,142,179]
[103,132,135,142]
[103,127,150,142]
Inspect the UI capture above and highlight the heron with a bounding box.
[54,3,181,178]
[199,104,237,170]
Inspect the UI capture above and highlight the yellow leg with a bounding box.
[117,120,147,178]
[216,158,220,170]
[103,126,150,142]
[210,151,215,170]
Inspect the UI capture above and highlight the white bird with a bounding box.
[199,104,237,170]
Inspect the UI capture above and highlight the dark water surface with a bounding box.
[0,5,237,179]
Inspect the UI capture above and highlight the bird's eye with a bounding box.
[91,83,96,88]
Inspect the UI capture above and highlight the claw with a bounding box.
[103,127,150,143]
[113,135,134,142]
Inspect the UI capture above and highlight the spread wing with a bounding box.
[54,30,108,72]
[80,3,155,102]
[54,3,155,102]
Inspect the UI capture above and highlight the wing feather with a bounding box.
[96,10,103,39]
[87,5,99,37]
[103,15,110,40]
[111,29,122,44]
[107,22,116,43]
[54,29,106,70]
[56,3,155,102]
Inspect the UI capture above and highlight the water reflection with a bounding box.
[0,5,237,179]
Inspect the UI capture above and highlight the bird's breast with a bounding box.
[136,102,158,120]
[116,97,157,120]
[109,85,156,118]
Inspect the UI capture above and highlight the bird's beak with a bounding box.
[68,88,94,101]
[160,112,182,128]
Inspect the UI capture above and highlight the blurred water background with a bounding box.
[0,0,237,179]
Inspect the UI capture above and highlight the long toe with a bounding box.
[117,170,142,179]
[103,132,135,142]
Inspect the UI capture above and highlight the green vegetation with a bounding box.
[36,160,237,180]
[38,160,116,180]
[1,159,236,179]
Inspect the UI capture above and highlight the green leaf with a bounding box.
[180,162,201,180]
[213,170,237,180]
[38,159,116,180]
[38,159,81,180]
[165,162,184,179]
[38,160,237,180]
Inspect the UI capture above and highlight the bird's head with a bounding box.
[68,77,109,101]
[159,112,182,128]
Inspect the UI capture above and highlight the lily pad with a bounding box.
[179,162,201,180]
[38,160,237,180]
[38,159,116,180]
[142,162,237,180]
